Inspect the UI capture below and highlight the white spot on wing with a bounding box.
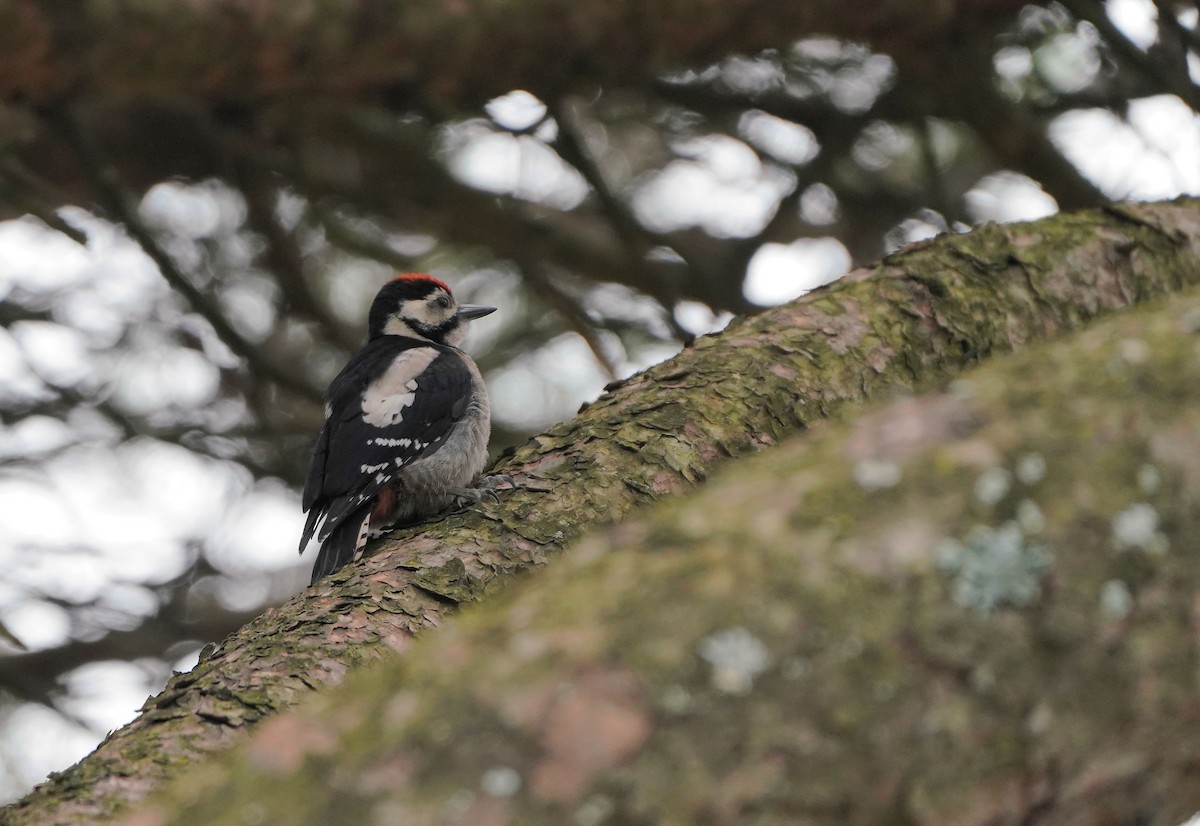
[361,348,440,427]
[372,437,413,447]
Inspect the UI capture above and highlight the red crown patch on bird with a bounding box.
[390,272,451,294]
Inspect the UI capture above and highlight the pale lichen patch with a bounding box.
[1099,579,1134,620]
[1015,453,1046,485]
[480,766,521,798]
[1136,463,1160,495]
[853,458,901,490]
[1111,503,1166,553]
[973,467,1012,505]
[699,627,770,694]
[938,522,1053,615]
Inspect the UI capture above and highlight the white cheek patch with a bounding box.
[383,296,454,338]
[361,348,440,427]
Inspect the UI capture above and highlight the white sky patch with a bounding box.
[485,90,548,131]
[633,135,795,237]
[0,483,77,546]
[738,111,819,165]
[745,238,851,305]
[490,333,611,431]
[11,548,106,606]
[10,322,93,388]
[0,705,97,802]
[1052,96,1200,198]
[1106,0,1159,50]
[111,344,222,416]
[448,127,588,210]
[0,416,74,460]
[0,218,93,294]
[674,301,733,336]
[60,660,168,732]
[140,180,246,239]
[218,276,279,342]
[0,442,246,590]
[119,441,247,546]
[799,183,840,225]
[1034,31,1102,94]
[208,483,307,573]
[0,329,43,399]
[0,601,71,651]
[965,172,1059,223]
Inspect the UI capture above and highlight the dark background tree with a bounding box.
[0,0,1197,805]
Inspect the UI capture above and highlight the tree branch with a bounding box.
[0,1,1031,111]
[232,157,362,351]
[5,198,1200,824]
[42,106,324,404]
[1062,0,1200,114]
[143,257,1200,826]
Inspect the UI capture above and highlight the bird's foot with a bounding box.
[449,474,515,508]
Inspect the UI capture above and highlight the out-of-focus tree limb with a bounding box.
[1062,0,1200,113]
[0,158,88,244]
[0,578,265,713]
[42,106,325,403]
[140,279,1200,826]
[4,198,1200,824]
[0,0,1027,109]
[0,0,1040,313]
[889,41,1108,210]
[232,158,362,351]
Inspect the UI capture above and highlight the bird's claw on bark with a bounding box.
[450,474,515,508]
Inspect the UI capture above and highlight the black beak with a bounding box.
[457,304,497,321]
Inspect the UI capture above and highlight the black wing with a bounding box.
[300,338,472,556]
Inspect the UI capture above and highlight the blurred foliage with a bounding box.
[0,0,1197,801]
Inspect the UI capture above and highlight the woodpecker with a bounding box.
[300,273,497,583]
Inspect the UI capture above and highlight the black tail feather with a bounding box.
[310,509,370,584]
[299,508,323,554]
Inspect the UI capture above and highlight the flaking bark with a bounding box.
[5,198,1200,824]
[134,273,1200,826]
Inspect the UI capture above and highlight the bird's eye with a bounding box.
[435,296,451,310]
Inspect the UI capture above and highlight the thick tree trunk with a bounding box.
[133,273,1200,826]
[4,198,1200,825]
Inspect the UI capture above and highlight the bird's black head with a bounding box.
[367,273,496,347]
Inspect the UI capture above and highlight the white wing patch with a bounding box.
[361,348,440,427]
[373,437,413,447]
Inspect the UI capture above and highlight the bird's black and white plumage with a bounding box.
[300,273,496,583]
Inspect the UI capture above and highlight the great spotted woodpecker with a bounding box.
[300,273,497,583]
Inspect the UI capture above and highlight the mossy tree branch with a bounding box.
[141,278,1200,826]
[4,198,1200,824]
